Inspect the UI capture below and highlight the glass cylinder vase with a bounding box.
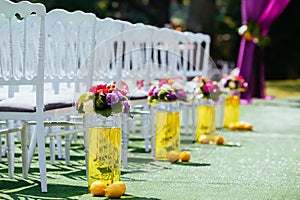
[195,99,216,142]
[86,113,121,187]
[223,91,240,128]
[150,102,180,161]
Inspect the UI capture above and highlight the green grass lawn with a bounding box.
[266,78,300,98]
[1,80,300,200]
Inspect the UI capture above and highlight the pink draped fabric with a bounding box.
[237,0,290,102]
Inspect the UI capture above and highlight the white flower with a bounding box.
[238,25,248,36]
[161,84,172,91]
[83,99,95,114]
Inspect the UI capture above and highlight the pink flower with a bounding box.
[89,84,108,95]
[203,81,215,93]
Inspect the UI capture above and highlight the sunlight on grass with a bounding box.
[266,79,300,98]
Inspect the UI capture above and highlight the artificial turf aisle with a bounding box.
[1,96,299,200]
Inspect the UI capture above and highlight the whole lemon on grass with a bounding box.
[198,135,210,144]
[89,180,107,196]
[215,135,224,145]
[105,183,124,198]
[167,150,180,163]
[228,122,236,130]
[112,181,126,195]
[241,122,253,130]
[179,151,191,162]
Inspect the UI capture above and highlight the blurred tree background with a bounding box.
[12,0,300,79]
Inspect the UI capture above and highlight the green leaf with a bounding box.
[111,101,123,114]
[96,108,112,117]
[77,93,95,113]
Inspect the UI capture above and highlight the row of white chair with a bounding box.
[0,0,212,193]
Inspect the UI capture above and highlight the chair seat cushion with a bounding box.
[0,93,73,112]
[126,89,148,100]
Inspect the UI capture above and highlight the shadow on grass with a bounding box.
[122,194,161,200]
[171,162,211,167]
[79,193,161,200]
[128,147,151,153]
[180,138,195,144]
[127,157,153,163]
[0,180,87,199]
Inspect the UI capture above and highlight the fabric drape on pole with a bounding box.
[237,0,290,102]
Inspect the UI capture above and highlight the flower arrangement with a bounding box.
[147,79,187,105]
[238,21,270,47]
[76,82,130,117]
[194,77,221,101]
[221,75,248,93]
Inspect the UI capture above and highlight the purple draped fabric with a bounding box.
[237,0,290,102]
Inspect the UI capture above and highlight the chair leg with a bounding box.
[2,137,7,157]
[27,122,48,192]
[56,136,64,159]
[35,121,48,192]
[150,107,156,158]
[20,121,28,179]
[0,135,2,163]
[50,136,56,165]
[64,135,71,166]
[142,117,150,153]
[121,113,128,168]
[83,116,89,179]
[7,132,14,179]
[192,103,196,139]
[28,125,37,170]
[83,131,89,179]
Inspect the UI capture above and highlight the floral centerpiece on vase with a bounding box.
[147,79,187,105]
[220,74,248,128]
[147,78,187,161]
[220,74,248,95]
[76,82,130,187]
[194,76,221,102]
[194,76,222,143]
[77,82,130,117]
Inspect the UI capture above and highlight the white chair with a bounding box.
[43,8,96,165]
[181,31,211,78]
[120,24,156,166]
[73,17,127,174]
[0,0,78,193]
[0,0,47,192]
[176,31,212,135]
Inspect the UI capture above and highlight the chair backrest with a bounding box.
[183,31,211,78]
[45,9,96,94]
[0,0,46,112]
[121,24,155,91]
[151,28,184,80]
[75,17,212,98]
[82,18,125,86]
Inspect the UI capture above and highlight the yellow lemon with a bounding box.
[243,122,253,131]
[215,135,225,145]
[228,122,236,130]
[198,135,210,144]
[89,180,106,196]
[113,181,126,195]
[179,151,191,162]
[105,183,124,199]
[167,150,180,163]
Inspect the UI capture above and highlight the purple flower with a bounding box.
[114,91,124,100]
[107,92,121,105]
[122,101,130,113]
[153,88,160,97]
[166,92,177,101]
[176,90,186,101]
[75,100,79,110]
